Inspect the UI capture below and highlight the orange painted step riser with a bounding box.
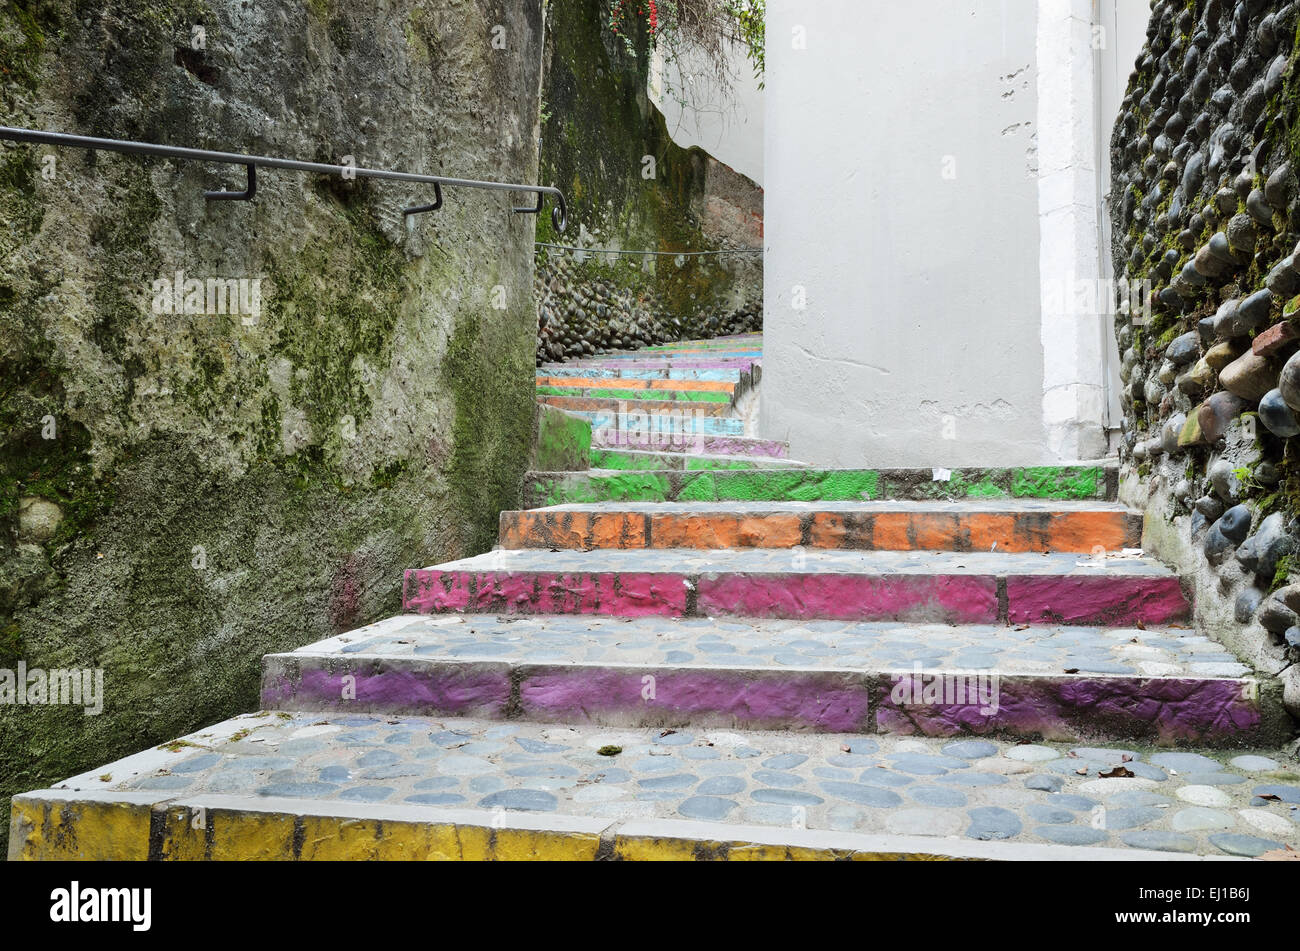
[536,376,736,393]
[498,511,1141,553]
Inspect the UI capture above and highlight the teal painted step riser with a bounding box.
[260,655,1281,746]
[524,467,1117,507]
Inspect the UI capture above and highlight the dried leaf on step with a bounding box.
[1258,846,1300,861]
[1098,766,1134,778]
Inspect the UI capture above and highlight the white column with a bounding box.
[1036,0,1109,461]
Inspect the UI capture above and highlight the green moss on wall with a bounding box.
[537,0,760,340]
[0,0,544,857]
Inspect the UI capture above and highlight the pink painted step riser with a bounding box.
[402,569,1190,626]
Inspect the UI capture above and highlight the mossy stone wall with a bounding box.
[0,0,543,851]
[534,0,762,363]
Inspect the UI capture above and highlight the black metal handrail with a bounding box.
[0,125,566,231]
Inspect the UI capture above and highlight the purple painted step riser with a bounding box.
[402,570,1190,626]
[260,658,1265,745]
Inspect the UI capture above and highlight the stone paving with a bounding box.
[415,547,1179,576]
[62,711,1300,857]
[286,613,1248,680]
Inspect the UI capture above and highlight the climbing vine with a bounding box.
[605,0,765,85]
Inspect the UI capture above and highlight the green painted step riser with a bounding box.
[525,467,1115,507]
[590,450,805,471]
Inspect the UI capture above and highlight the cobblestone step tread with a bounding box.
[20,712,1296,860]
[272,614,1247,680]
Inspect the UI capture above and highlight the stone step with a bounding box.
[536,375,738,396]
[641,335,763,350]
[543,358,760,373]
[13,711,1296,860]
[589,432,788,459]
[256,614,1280,745]
[524,465,1115,507]
[402,549,1189,626]
[537,385,734,404]
[540,395,738,418]
[498,500,1142,554]
[539,365,748,382]
[595,348,763,359]
[589,449,809,471]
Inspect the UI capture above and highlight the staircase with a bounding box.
[10,335,1299,861]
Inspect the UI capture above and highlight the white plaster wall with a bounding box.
[761,0,1153,467]
[760,0,1048,467]
[649,37,764,185]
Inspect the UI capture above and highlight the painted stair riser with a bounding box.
[541,395,739,418]
[525,467,1113,507]
[402,569,1190,626]
[540,367,747,382]
[577,413,747,437]
[498,509,1142,554]
[537,376,737,394]
[588,449,807,471]
[548,359,761,372]
[589,434,788,458]
[537,387,734,404]
[260,657,1275,746]
[18,791,1189,862]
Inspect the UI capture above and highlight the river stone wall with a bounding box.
[0,0,543,851]
[534,0,762,364]
[1111,0,1300,722]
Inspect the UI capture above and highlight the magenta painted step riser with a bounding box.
[1006,576,1189,625]
[402,570,1190,626]
[698,574,998,623]
[261,661,1264,743]
[404,570,688,616]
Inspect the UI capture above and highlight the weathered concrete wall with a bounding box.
[0,0,543,851]
[534,0,762,365]
[1110,0,1300,723]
